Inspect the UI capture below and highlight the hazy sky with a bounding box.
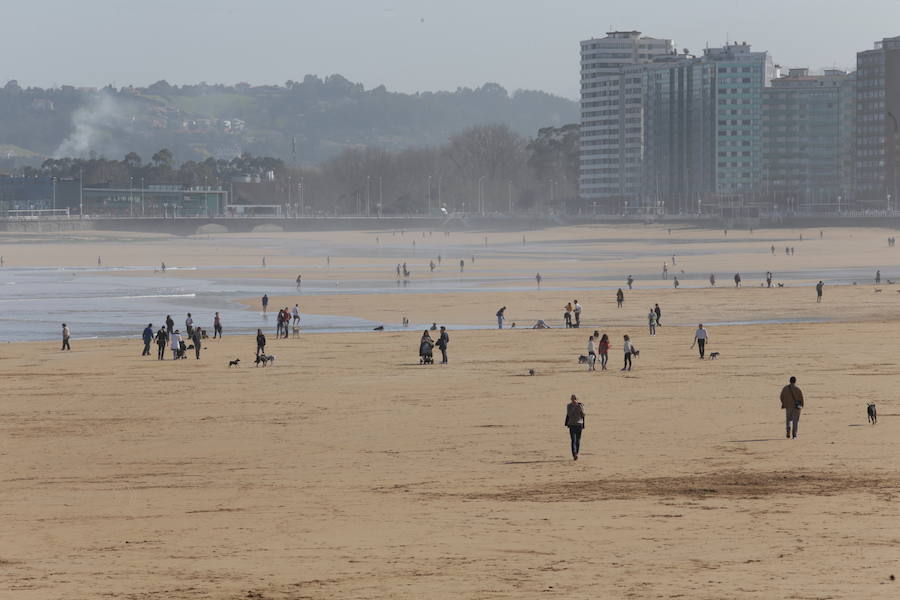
[4,0,898,99]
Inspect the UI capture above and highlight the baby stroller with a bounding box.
[177,339,188,359]
[419,338,434,365]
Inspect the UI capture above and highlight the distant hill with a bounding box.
[0,76,577,166]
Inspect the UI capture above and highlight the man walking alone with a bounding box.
[142,323,154,356]
[61,323,71,351]
[565,394,585,460]
[780,376,804,439]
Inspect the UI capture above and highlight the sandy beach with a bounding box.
[2,224,900,598]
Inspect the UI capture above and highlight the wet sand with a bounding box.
[2,225,900,598]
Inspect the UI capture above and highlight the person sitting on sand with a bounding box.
[532,320,550,329]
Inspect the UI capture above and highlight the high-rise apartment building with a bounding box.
[703,43,775,196]
[855,35,900,207]
[580,31,674,206]
[762,68,853,210]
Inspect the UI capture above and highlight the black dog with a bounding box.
[867,403,877,425]
[255,354,276,367]
[577,355,589,364]
[228,359,240,368]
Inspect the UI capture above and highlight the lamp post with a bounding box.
[507,180,513,213]
[51,176,56,211]
[288,175,292,217]
[129,176,134,217]
[141,177,145,217]
[299,177,304,217]
[378,176,383,218]
[478,175,486,216]
[426,175,432,213]
[366,175,371,217]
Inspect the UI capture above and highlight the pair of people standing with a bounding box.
[564,300,582,328]
[586,332,610,371]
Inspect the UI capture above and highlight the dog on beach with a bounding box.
[528,369,535,376]
[292,326,301,338]
[578,355,590,364]
[777,283,785,288]
[867,403,877,425]
[709,352,720,360]
[255,354,276,367]
[228,359,240,368]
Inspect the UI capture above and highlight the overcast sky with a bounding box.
[3,0,897,99]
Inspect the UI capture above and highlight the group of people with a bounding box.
[275,304,301,338]
[141,311,224,360]
[563,300,583,328]
[419,326,449,364]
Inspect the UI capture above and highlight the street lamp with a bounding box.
[507,180,513,213]
[426,175,432,213]
[366,175,371,217]
[129,176,134,217]
[478,175,486,216]
[141,177,145,217]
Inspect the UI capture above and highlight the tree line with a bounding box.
[27,123,580,215]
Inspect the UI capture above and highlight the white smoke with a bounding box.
[54,92,133,158]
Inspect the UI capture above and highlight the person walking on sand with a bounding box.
[262,256,266,268]
[586,334,597,371]
[296,274,302,289]
[627,275,634,290]
[876,269,881,285]
[673,276,679,289]
[766,271,773,288]
[709,273,716,287]
[616,288,624,308]
[573,300,582,328]
[61,323,71,351]
[142,323,154,356]
[647,308,657,336]
[256,329,266,356]
[436,325,449,364]
[161,261,166,272]
[621,335,635,371]
[213,312,223,339]
[565,395,585,460]
[191,327,202,359]
[734,272,742,288]
[816,280,824,303]
[597,333,610,370]
[170,329,182,360]
[662,262,668,280]
[155,326,168,360]
[654,303,662,326]
[692,324,709,359]
[771,245,776,255]
[780,376,804,439]
[536,273,542,289]
[459,259,464,272]
[262,293,269,313]
[496,306,506,329]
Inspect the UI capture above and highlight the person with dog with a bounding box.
[61,323,71,351]
[692,324,709,359]
[616,288,624,308]
[213,312,222,339]
[598,333,610,370]
[565,394,586,460]
[436,326,449,364]
[496,306,506,329]
[586,335,597,371]
[622,335,635,371]
[256,329,266,357]
[142,323,154,356]
[191,327,202,359]
[780,376,804,439]
[816,280,824,303]
[155,326,168,360]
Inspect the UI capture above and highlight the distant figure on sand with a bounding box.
[709,273,716,287]
[621,335,635,371]
[648,309,657,336]
[262,294,269,312]
[616,288,624,308]
[627,275,634,290]
[419,330,434,365]
[142,323,154,356]
[296,274,302,289]
[459,259,464,272]
[586,335,596,370]
[97,256,101,266]
[436,326,449,364]
[292,304,300,325]
[597,333,609,370]
[61,323,71,351]
[734,273,742,287]
[771,245,775,255]
[654,303,662,326]
[573,300,582,327]
[766,271,773,288]
[256,329,266,356]
[496,306,506,329]
[564,302,573,328]
[262,256,266,267]
[673,276,679,289]
[816,281,824,303]
[876,269,881,285]
[161,261,166,272]
[155,327,168,360]
[170,329,182,360]
[692,324,709,359]
[565,395,585,460]
[191,328,202,359]
[536,273,542,288]
[213,312,223,339]
[780,376,804,439]
[662,262,668,279]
